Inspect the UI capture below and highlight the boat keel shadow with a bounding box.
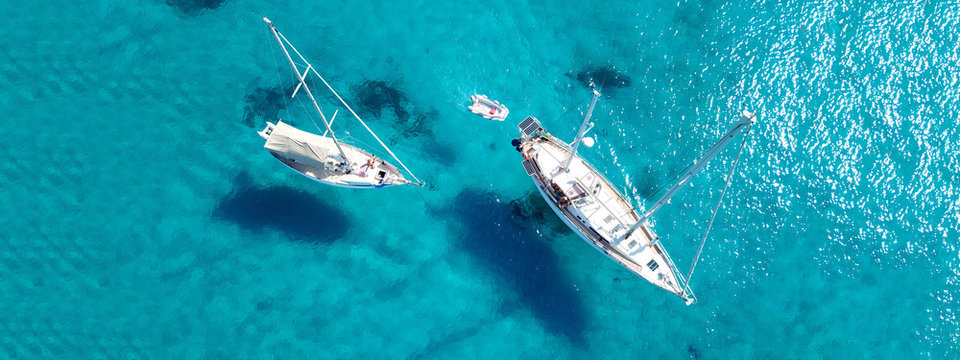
[450,189,587,345]
[212,172,350,243]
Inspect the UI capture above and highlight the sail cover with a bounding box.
[264,121,337,169]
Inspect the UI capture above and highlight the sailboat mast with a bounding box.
[263,18,350,165]
[621,111,756,240]
[300,64,424,185]
[562,86,601,171]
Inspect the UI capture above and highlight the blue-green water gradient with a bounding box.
[1,0,957,358]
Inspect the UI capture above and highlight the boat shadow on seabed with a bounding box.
[212,172,351,243]
[449,189,588,346]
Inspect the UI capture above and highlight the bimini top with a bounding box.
[263,120,338,169]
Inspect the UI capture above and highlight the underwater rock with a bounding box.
[508,190,569,236]
[353,80,410,120]
[403,109,436,138]
[688,344,701,360]
[352,79,439,139]
[509,192,548,224]
[242,85,288,128]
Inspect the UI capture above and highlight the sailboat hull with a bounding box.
[260,121,410,189]
[268,151,407,189]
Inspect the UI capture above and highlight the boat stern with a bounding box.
[258,121,277,140]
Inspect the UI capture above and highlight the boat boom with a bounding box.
[622,110,756,240]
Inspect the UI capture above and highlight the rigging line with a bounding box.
[291,69,324,134]
[290,79,321,133]
[269,29,319,136]
[550,92,593,136]
[309,112,325,134]
[301,74,333,137]
[646,160,695,201]
[640,124,700,203]
[645,118,729,202]
[286,65,324,135]
[276,55,312,129]
[341,133,379,157]
[269,24,350,164]
[268,31,292,123]
[279,49,326,136]
[684,123,753,286]
[341,129,419,164]
[273,31,423,185]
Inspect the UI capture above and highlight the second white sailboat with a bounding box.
[257,17,423,189]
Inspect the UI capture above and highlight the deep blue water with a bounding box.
[1,0,958,358]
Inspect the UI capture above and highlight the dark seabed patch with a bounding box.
[164,0,226,15]
[688,344,701,359]
[213,172,349,243]
[403,109,437,138]
[352,79,441,139]
[449,189,587,345]
[242,85,288,128]
[572,66,632,90]
[353,80,410,121]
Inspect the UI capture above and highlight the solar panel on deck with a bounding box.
[519,116,540,136]
[518,116,536,130]
[521,159,536,175]
[646,260,660,271]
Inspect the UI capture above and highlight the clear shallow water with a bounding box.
[1,0,958,358]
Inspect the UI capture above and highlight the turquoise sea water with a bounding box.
[2,0,958,358]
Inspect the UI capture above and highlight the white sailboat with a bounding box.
[257,17,423,189]
[515,84,755,304]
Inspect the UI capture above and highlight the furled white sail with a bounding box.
[263,121,337,170]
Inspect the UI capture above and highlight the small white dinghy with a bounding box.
[469,94,509,121]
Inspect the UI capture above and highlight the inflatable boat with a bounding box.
[468,94,509,121]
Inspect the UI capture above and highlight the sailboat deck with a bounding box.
[521,135,692,303]
[263,122,408,188]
